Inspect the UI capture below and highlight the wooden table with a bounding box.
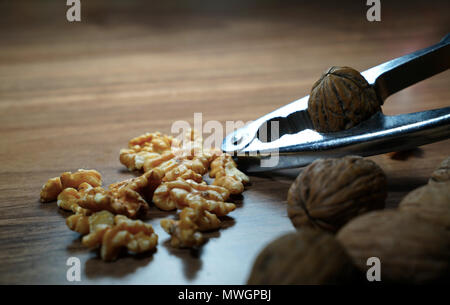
[0,1,449,284]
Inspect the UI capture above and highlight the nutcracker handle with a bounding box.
[361,34,450,104]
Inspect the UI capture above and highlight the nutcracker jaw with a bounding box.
[222,34,450,173]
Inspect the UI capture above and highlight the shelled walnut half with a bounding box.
[40,169,102,203]
[153,178,235,214]
[160,203,222,248]
[307,66,381,132]
[210,154,250,194]
[287,156,387,232]
[67,210,158,261]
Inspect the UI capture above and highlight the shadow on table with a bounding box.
[162,216,236,280]
[84,249,157,279]
[65,235,156,279]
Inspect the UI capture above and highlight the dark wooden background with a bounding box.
[0,0,449,284]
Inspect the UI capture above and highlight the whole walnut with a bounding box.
[287,156,387,232]
[430,156,450,183]
[337,210,450,284]
[308,66,381,132]
[399,181,450,230]
[247,229,360,285]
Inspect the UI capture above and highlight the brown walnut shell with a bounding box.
[337,210,450,284]
[430,156,450,183]
[247,229,360,285]
[287,156,387,233]
[399,181,450,230]
[308,66,381,132]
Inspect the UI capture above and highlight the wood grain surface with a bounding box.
[0,1,449,284]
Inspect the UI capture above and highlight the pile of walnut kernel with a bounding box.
[40,130,249,261]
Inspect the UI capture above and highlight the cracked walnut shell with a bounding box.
[337,210,450,284]
[247,229,359,284]
[287,156,387,232]
[308,66,381,132]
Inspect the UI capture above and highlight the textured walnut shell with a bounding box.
[430,156,450,183]
[337,210,450,284]
[247,229,360,285]
[308,66,381,132]
[287,156,387,232]
[399,181,450,230]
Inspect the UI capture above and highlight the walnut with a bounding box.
[430,156,450,183]
[119,130,203,173]
[66,213,90,235]
[40,177,62,202]
[160,218,204,248]
[163,165,203,183]
[308,66,381,132]
[337,210,450,283]
[77,183,147,218]
[287,156,387,232]
[57,187,90,215]
[153,178,234,214]
[76,169,163,218]
[160,203,221,248]
[98,215,158,261]
[128,131,180,154]
[71,211,157,261]
[119,149,160,171]
[40,169,102,203]
[80,210,115,248]
[210,154,250,194]
[247,229,360,284]
[60,169,102,189]
[399,181,450,230]
[66,210,114,239]
[109,168,164,201]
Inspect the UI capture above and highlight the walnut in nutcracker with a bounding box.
[308,66,381,132]
[337,210,450,284]
[247,229,360,284]
[287,156,387,232]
